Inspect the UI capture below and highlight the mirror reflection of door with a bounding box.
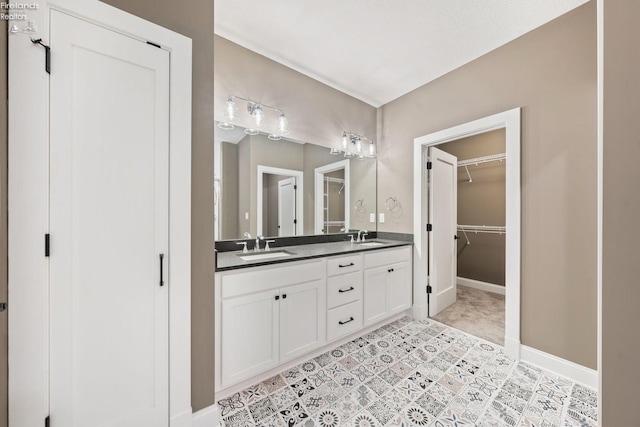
[277,177,297,236]
[323,170,345,234]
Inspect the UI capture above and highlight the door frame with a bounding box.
[314,160,350,234]
[257,165,304,237]
[8,1,193,426]
[412,108,521,359]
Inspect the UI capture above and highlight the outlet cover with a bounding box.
[369,213,375,223]
[379,213,385,223]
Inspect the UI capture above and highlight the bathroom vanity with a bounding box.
[214,239,412,396]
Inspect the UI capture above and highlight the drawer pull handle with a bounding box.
[275,295,280,300]
[338,286,355,293]
[339,262,355,268]
[282,294,287,299]
[339,317,354,325]
[388,268,395,273]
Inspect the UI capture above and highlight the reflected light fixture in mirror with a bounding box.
[332,131,376,159]
[218,95,290,140]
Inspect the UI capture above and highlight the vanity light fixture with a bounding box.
[218,95,290,140]
[331,131,376,159]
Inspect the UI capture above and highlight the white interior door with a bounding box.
[278,177,297,236]
[428,147,458,317]
[49,10,169,427]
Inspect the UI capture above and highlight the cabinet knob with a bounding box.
[275,295,280,300]
[388,268,394,273]
[282,294,287,299]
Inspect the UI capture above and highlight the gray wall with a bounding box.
[378,2,597,369]
[601,0,640,424]
[100,0,215,412]
[439,129,506,286]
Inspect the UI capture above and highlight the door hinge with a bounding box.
[45,415,50,427]
[31,38,50,74]
[426,285,432,294]
[45,234,50,257]
[426,224,432,232]
[146,41,162,49]
[293,219,297,224]
[294,185,297,190]
[426,161,432,170]
[0,302,7,312]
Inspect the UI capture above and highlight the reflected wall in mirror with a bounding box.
[214,124,376,240]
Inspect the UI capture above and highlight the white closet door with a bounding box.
[49,10,169,427]
[428,147,458,317]
[278,177,297,236]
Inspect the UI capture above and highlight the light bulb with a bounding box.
[278,113,289,134]
[355,138,362,153]
[341,132,348,150]
[369,141,376,157]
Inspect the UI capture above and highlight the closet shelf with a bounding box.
[458,152,506,183]
[457,224,506,234]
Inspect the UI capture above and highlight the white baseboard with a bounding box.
[520,345,598,389]
[457,276,505,295]
[171,408,194,427]
[193,404,220,427]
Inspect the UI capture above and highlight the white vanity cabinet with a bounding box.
[216,259,326,389]
[363,246,412,326]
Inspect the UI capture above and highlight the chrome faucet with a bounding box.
[255,235,264,252]
[357,229,368,242]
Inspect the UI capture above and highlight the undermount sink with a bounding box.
[357,240,385,247]
[238,250,294,261]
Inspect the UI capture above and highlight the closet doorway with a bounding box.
[413,108,521,359]
[430,131,507,345]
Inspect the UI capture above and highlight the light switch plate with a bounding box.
[245,212,249,220]
[369,213,375,223]
[379,213,385,223]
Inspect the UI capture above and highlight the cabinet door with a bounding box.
[387,261,412,314]
[221,289,279,388]
[364,266,389,326]
[279,280,326,362]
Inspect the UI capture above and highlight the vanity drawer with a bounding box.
[327,254,362,277]
[364,246,411,269]
[327,300,363,342]
[327,272,362,309]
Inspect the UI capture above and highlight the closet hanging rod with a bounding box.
[457,152,506,167]
[457,224,506,234]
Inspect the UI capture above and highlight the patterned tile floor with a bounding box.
[217,317,598,427]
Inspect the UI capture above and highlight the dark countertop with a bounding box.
[215,239,413,272]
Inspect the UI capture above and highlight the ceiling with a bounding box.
[214,0,588,107]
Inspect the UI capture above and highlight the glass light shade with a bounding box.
[368,141,376,157]
[252,105,264,127]
[330,148,341,155]
[244,128,259,136]
[355,138,363,153]
[356,154,365,160]
[341,133,348,150]
[224,99,238,122]
[343,151,355,158]
[268,134,282,141]
[278,114,289,134]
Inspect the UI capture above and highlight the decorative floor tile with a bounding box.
[218,318,599,427]
[403,404,433,426]
[278,401,311,427]
[351,410,382,427]
[314,408,342,427]
[222,408,254,427]
[249,397,278,423]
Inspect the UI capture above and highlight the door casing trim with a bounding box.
[412,107,521,360]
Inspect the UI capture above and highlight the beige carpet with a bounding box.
[431,284,505,345]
